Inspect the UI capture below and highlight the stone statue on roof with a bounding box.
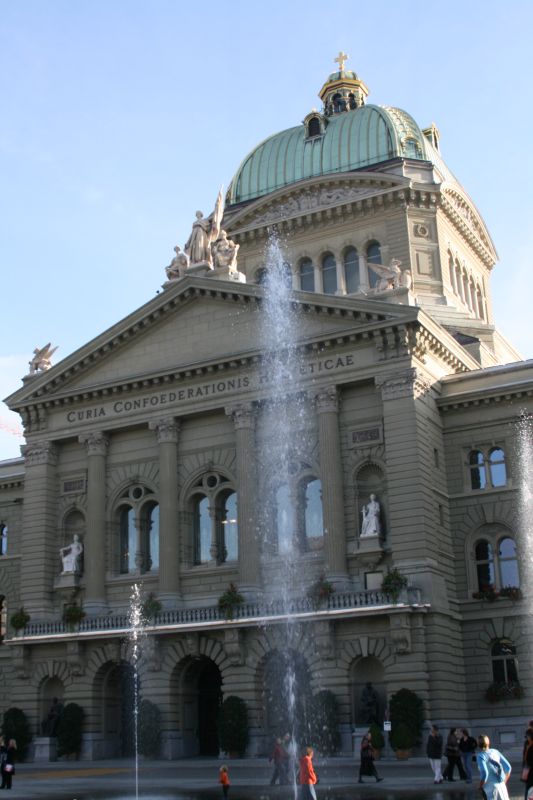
[184,187,225,267]
[29,343,58,374]
[165,246,189,281]
[212,230,239,271]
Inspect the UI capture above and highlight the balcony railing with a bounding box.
[11,587,424,642]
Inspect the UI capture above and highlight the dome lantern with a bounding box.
[319,52,369,116]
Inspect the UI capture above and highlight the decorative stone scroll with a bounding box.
[375,368,431,401]
[79,432,109,456]
[149,417,180,444]
[314,385,339,414]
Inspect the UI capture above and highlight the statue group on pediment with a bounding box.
[250,185,369,226]
[165,187,240,280]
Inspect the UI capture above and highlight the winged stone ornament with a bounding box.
[29,343,58,374]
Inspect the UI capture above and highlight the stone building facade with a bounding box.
[0,60,531,760]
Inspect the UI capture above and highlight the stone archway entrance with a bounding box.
[180,657,222,757]
[97,661,136,758]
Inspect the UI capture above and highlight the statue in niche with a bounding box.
[360,681,379,725]
[212,230,239,271]
[184,187,225,266]
[360,494,381,538]
[368,258,403,291]
[41,697,64,736]
[165,246,189,281]
[60,534,83,574]
[29,343,58,374]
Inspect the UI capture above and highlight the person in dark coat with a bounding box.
[443,728,467,781]
[459,728,477,783]
[358,733,383,784]
[427,725,444,783]
[269,738,285,786]
[0,739,16,790]
[522,729,533,800]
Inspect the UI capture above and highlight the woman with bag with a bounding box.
[358,732,383,784]
[522,729,533,799]
[0,738,16,790]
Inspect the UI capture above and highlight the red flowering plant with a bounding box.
[472,584,499,602]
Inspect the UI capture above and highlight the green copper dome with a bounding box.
[228,104,429,206]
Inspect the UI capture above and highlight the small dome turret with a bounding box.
[319,51,369,115]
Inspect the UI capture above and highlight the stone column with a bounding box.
[150,417,181,607]
[225,403,260,594]
[315,386,347,584]
[20,440,58,619]
[80,432,109,615]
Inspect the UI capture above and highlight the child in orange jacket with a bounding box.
[299,747,318,800]
[219,765,230,799]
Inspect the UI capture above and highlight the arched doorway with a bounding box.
[97,661,136,757]
[351,656,386,725]
[180,657,222,756]
[261,650,311,743]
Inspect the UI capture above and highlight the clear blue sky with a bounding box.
[1,0,532,459]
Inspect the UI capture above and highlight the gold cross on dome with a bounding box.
[334,51,349,71]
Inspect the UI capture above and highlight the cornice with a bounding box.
[437,383,533,412]
[440,188,497,267]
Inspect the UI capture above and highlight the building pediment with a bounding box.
[225,172,411,236]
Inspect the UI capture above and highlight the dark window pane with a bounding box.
[299,258,315,292]
[308,117,321,137]
[366,242,381,288]
[322,254,337,294]
[475,540,492,560]
[344,247,360,293]
[469,450,485,466]
[120,506,136,574]
[194,496,211,564]
[492,659,506,683]
[506,659,518,682]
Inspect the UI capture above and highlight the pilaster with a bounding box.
[19,441,58,619]
[80,432,109,615]
[315,386,347,584]
[149,417,181,607]
[225,402,260,594]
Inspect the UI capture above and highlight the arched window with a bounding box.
[475,540,494,590]
[489,448,507,487]
[468,450,487,490]
[344,247,360,293]
[477,287,485,319]
[302,478,324,547]
[463,272,470,308]
[404,138,420,158]
[448,253,456,292]
[366,242,381,289]
[217,490,238,562]
[140,501,159,572]
[275,484,292,554]
[299,258,315,292]
[455,262,463,301]
[119,506,136,574]
[0,522,7,556]
[321,253,337,294]
[498,537,519,587]
[491,640,518,685]
[308,117,321,137]
[194,495,211,565]
[468,447,507,490]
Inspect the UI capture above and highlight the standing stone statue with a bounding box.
[360,682,379,725]
[184,187,225,267]
[60,534,83,573]
[361,494,381,537]
[41,697,64,736]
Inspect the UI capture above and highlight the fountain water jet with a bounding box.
[128,583,144,800]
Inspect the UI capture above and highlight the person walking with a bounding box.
[476,734,511,800]
[358,732,383,784]
[299,746,318,800]
[459,728,477,784]
[522,729,533,800]
[443,727,467,781]
[218,765,230,800]
[269,737,287,785]
[427,725,444,783]
[0,739,16,790]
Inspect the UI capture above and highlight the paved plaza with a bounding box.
[4,756,527,800]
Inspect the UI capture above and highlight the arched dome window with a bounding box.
[299,258,315,292]
[366,241,381,289]
[308,117,321,137]
[344,247,360,293]
[322,253,337,294]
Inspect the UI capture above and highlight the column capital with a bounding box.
[375,367,431,401]
[315,385,339,414]
[79,432,109,456]
[149,416,180,444]
[21,440,58,467]
[225,402,257,430]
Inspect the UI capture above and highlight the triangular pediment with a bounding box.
[225,172,410,234]
[6,276,421,409]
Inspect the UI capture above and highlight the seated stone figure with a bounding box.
[60,534,83,573]
[212,230,239,271]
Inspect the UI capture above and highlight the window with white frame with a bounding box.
[116,485,159,574]
[190,473,238,566]
[473,532,519,593]
[491,639,518,685]
[271,472,324,554]
[467,446,507,490]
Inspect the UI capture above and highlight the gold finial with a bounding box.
[334,51,349,71]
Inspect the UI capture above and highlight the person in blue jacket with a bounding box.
[476,734,511,800]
